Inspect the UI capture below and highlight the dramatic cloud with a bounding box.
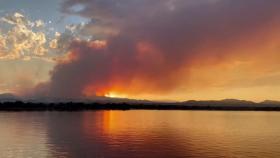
[0,12,83,62]
[33,0,280,100]
[0,12,88,96]
[0,12,51,61]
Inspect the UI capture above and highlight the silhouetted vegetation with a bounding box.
[0,100,280,111]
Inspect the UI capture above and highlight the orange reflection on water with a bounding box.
[81,111,280,157]
[82,111,117,135]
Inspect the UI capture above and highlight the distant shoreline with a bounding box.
[1,101,280,111]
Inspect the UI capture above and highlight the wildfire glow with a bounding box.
[104,92,126,98]
[82,83,129,99]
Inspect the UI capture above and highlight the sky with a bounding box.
[0,0,280,101]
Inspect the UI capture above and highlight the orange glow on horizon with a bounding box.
[83,83,128,98]
[104,92,127,98]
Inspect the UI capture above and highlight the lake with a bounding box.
[0,110,280,158]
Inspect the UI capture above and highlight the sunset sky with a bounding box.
[0,0,280,101]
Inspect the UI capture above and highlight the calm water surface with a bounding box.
[0,110,280,158]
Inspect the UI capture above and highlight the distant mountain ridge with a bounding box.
[0,93,20,102]
[182,99,257,107]
[1,93,280,111]
[261,100,280,105]
[0,93,153,104]
[0,93,280,107]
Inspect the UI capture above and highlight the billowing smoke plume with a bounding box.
[35,0,280,99]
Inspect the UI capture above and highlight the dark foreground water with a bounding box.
[0,111,280,158]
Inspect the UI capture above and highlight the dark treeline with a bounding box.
[0,101,280,111]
